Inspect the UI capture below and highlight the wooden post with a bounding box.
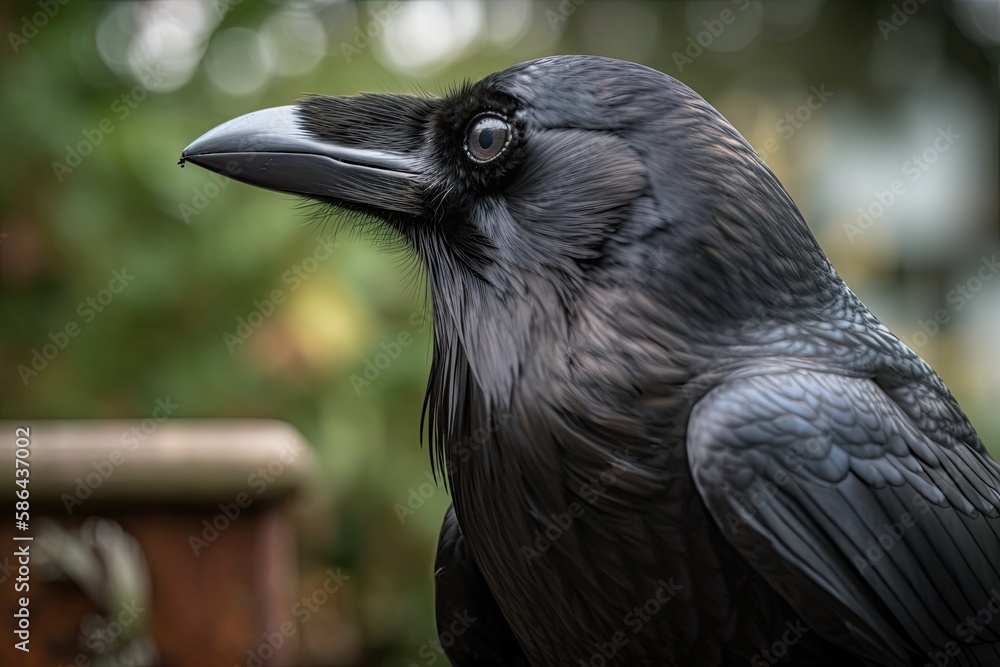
[0,420,315,667]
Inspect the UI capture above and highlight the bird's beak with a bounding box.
[180,105,424,216]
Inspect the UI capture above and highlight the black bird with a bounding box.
[181,56,1000,666]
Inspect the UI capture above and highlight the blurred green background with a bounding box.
[1,0,997,665]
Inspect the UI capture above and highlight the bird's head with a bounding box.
[183,55,830,309]
[182,55,839,448]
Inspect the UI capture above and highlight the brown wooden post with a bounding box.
[0,420,315,667]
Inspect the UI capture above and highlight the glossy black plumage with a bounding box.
[181,56,1000,666]
[434,506,530,666]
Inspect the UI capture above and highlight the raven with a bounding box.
[181,56,1000,666]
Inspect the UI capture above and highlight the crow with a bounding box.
[181,56,1000,666]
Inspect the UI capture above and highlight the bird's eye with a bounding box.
[465,114,511,163]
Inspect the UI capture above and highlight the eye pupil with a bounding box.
[466,114,510,163]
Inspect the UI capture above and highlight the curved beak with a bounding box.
[180,104,425,216]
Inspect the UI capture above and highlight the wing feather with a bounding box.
[688,368,1000,665]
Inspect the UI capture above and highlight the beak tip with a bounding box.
[178,145,209,169]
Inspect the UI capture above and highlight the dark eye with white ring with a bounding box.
[465,114,511,163]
